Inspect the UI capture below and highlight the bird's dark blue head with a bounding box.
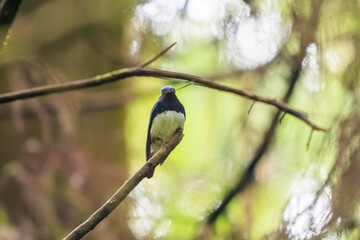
[161,86,175,95]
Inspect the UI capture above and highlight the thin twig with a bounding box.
[279,112,286,123]
[248,100,256,114]
[139,42,177,68]
[176,82,194,91]
[0,68,327,132]
[306,128,314,150]
[63,129,184,240]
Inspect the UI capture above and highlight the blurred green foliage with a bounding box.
[0,0,360,239]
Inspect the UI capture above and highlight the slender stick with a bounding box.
[306,129,314,150]
[63,129,184,240]
[248,100,256,114]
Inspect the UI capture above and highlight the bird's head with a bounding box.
[161,86,175,95]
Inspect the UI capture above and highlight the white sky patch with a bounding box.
[135,0,186,36]
[283,177,332,239]
[130,40,140,56]
[141,0,186,21]
[186,0,225,23]
[132,0,290,68]
[227,7,290,69]
[128,184,167,238]
[302,43,324,92]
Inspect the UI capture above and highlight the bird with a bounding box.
[146,86,186,178]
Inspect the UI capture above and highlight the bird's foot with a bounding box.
[176,127,184,134]
[159,158,167,166]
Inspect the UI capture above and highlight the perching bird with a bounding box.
[146,86,186,178]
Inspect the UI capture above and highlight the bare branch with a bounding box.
[63,129,184,240]
[203,69,301,229]
[279,112,286,123]
[0,67,326,132]
[0,0,22,26]
[0,0,22,50]
[201,0,326,235]
[306,128,314,150]
[247,100,256,114]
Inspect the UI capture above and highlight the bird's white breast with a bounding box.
[150,110,185,145]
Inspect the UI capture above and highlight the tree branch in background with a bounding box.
[0,0,22,49]
[0,67,326,132]
[200,0,327,236]
[204,69,300,227]
[63,129,184,240]
[0,0,22,26]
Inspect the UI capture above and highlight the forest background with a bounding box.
[0,0,359,239]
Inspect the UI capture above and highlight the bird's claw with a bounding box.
[176,127,184,133]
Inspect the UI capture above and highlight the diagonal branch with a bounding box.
[205,69,300,225]
[63,129,184,240]
[0,0,22,50]
[0,0,22,26]
[0,68,326,131]
[201,0,326,232]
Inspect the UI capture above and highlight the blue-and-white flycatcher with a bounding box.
[146,86,186,178]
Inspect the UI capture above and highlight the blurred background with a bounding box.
[0,0,359,239]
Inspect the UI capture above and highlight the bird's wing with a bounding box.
[146,128,151,161]
[179,102,186,119]
[146,101,160,161]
